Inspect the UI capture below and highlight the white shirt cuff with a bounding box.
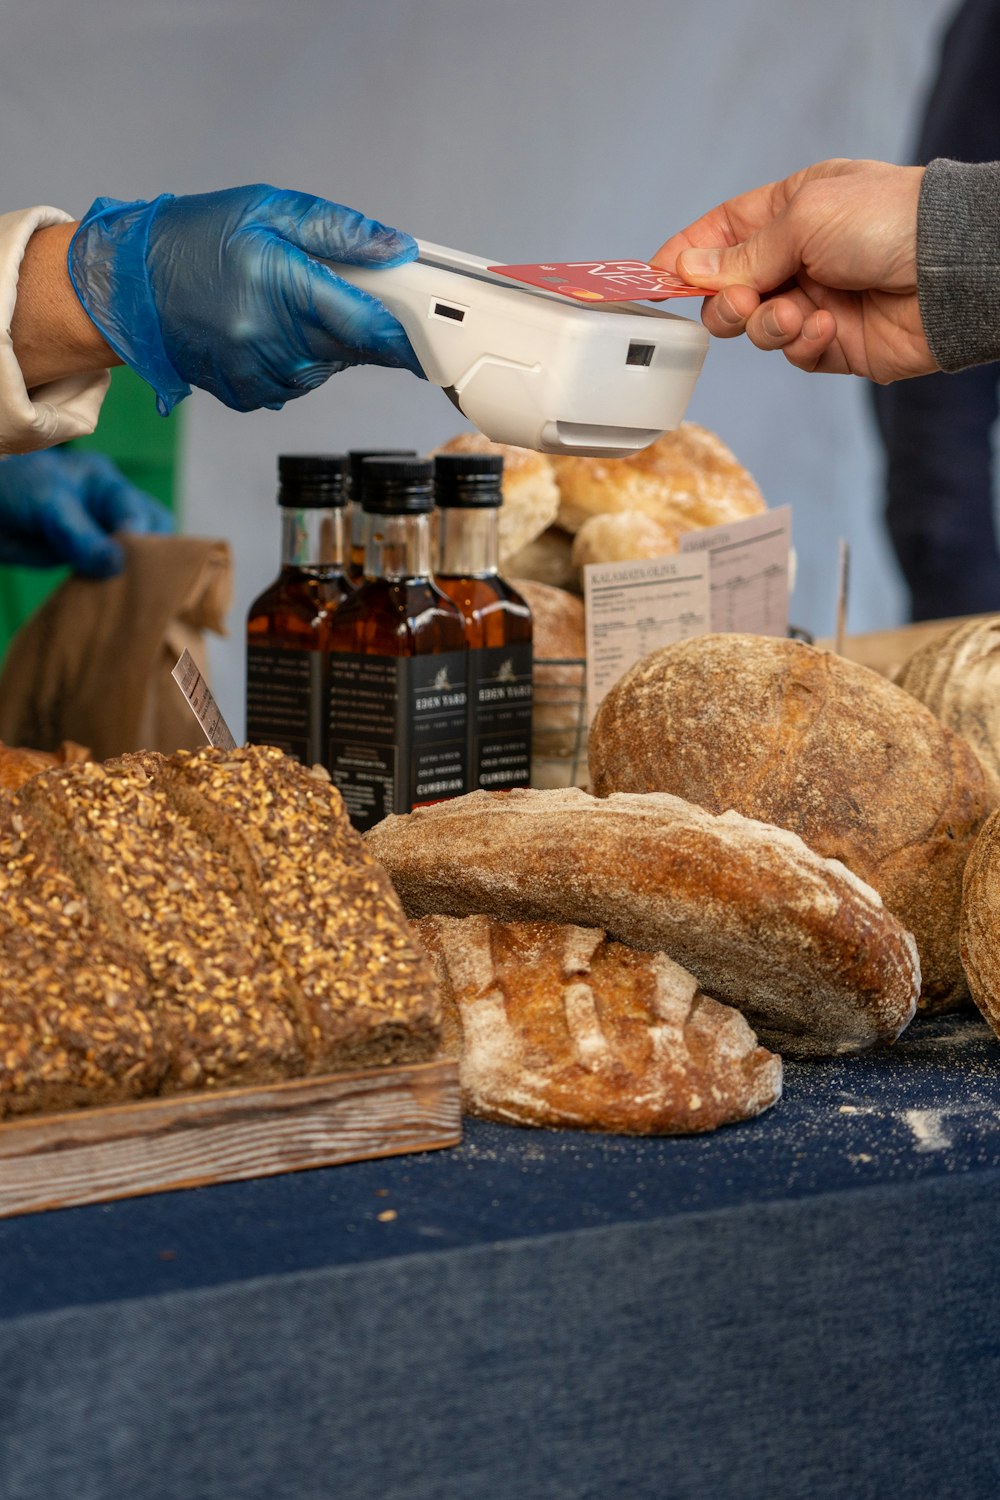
[0,205,110,456]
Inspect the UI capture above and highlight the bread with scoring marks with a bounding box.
[414,913,781,1133]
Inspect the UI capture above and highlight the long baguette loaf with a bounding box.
[414,913,782,1133]
[366,787,920,1059]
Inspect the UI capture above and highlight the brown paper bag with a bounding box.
[0,534,232,759]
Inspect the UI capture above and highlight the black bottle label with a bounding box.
[468,641,533,790]
[246,644,326,765]
[327,650,469,831]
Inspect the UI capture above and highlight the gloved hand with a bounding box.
[0,449,173,577]
[67,185,423,415]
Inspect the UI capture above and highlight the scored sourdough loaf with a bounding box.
[959,808,1000,1038]
[414,914,782,1133]
[1,743,439,1116]
[589,634,994,1012]
[365,787,920,1058]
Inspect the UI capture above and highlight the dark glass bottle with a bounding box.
[245,453,353,767]
[433,452,533,791]
[346,449,417,581]
[327,456,469,831]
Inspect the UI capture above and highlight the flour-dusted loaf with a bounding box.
[366,787,920,1058]
[414,914,781,1132]
[589,634,994,1012]
[1,744,439,1116]
[959,808,1000,1038]
[895,615,1000,803]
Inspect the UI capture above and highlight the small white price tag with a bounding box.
[171,649,237,752]
[583,554,711,722]
[679,505,792,637]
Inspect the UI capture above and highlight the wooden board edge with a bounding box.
[0,1056,462,1219]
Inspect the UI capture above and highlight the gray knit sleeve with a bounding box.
[917,158,1000,371]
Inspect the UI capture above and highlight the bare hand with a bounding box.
[651,159,934,383]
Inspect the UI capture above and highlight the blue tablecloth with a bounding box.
[3,1010,1000,1500]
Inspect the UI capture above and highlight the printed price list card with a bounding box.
[583,554,711,722]
[679,505,792,637]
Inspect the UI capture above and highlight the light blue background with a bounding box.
[0,0,959,734]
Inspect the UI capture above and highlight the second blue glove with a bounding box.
[0,450,173,577]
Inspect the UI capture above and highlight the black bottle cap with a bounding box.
[277,453,349,508]
[433,451,504,508]
[360,456,435,514]
[347,449,418,502]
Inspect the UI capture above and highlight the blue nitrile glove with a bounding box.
[67,185,423,416]
[0,450,173,578]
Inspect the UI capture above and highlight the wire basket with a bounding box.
[531,656,588,790]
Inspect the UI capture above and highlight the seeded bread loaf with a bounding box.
[0,744,439,1116]
[0,797,166,1116]
[414,913,782,1132]
[366,787,920,1058]
[589,634,994,1011]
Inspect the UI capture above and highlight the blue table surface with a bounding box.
[3,1008,1000,1322]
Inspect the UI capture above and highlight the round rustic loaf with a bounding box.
[895,615,1000,803]
[589,633,994,1010]
[550,423,767,535]
[366,786,920,1058]
[959,809,1000,1037]
[414,913,782,1133]
[431,433,559,559]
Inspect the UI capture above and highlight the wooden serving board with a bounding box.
[0,1057,461,1219]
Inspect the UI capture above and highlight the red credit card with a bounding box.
[487,259,705,302]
